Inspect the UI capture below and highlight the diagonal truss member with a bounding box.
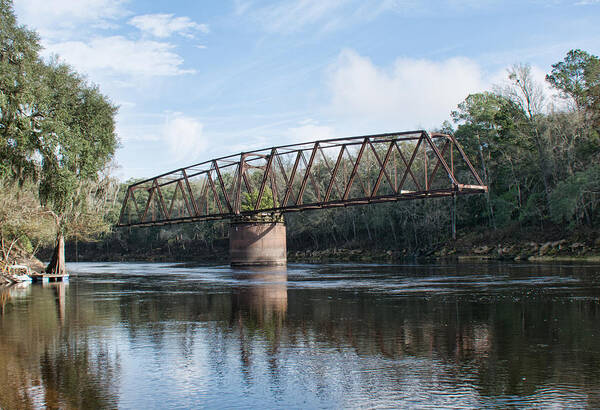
[117,130,487,228]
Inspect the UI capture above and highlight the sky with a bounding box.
[12,0,600,180]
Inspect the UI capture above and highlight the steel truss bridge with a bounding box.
[117,130,487,228]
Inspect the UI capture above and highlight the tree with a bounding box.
[549,165,600,227]
[37,62,118,274]
[546,49,600,116]
[504,64,553,211]
[0,0,42,181]
[0,0,118,274]
[451,92,526,227]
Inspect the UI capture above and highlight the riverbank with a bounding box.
[290,227,600,263]
[1,244,45,273]
[439,226,600,262]
[32,226,600,265]
[287,243,600,263]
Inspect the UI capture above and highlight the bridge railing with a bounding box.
[117,130,487,227]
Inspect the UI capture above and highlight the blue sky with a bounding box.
[13,0,600,179]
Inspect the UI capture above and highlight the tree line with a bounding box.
[1,0,598,263]
[102,52,598,259]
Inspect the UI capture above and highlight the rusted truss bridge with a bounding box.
[118,130,487,228]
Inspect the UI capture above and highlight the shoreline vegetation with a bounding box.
[41,225,598,265]
[1,0,599,272]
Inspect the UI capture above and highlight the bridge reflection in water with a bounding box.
[0,262,599,408]
[232,266,288,322]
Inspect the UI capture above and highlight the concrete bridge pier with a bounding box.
[229,216,286,266]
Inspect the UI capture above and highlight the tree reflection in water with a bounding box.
[0,283,120,409]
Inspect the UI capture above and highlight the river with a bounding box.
[0,261,599,408]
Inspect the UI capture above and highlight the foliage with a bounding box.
[0,0,42,182]
[0,0,118,267]
[0,179,54,262]
[549,165,600,227]
[241,187,275,212]
[4,5,599,262]
[546,49,600,115]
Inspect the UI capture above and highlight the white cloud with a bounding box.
[327,49,489,131]
[128,14,209,38]
[162,113,206,160]
[287,120,335,143]
[14,0,128,38]
[46,36,195,78]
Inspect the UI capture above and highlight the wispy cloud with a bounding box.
[129,14,209,38]
[118,112,206,156]
[241,0,415,34]
[445,0,501,10]
[114,111,208,177]
[237,0,516,34]
[256,0,348,33]
[233,0,253,16]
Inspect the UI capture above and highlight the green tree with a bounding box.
[549,165,600,227]
[38,62,118,274]
[0,0,118,273]
[0,0,42,181]
[546,49,600,117]
[241,187,275,211]
[504,64,554,212]
[452,91,526,227]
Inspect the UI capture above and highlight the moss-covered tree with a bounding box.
[0,0,118,273]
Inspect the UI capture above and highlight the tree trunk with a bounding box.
[46,233,66,275]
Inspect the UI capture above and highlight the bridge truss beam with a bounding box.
[117,130,487,228]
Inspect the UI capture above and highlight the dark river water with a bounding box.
[0,262,599,409]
